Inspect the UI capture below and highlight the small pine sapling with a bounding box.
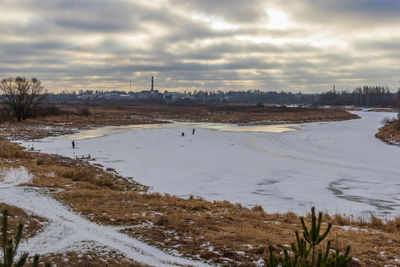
[1,209,28,267]
[300,207,332,264]
[0,209,50,267]
[264,207,352,267]
[291,230,310,265]
[265,245,280,267]
[32,255,51,267]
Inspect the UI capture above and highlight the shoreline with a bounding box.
[1,137,400,265]
[16,110,396,218]
[1,107,399,265]
[0,104,359,141]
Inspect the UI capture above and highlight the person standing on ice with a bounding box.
[192,129,195,135]
[72,140,75,149]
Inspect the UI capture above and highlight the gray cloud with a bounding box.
[170,0,266,22]
[278,0,400,31]
[0,0,399,92]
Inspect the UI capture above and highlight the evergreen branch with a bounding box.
[14,253,28,267]
[13,223,24,258]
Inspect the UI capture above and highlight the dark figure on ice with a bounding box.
[72,140,75,149]
[181,132,185,137]
[192,129,195,135]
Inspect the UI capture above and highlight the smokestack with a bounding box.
[151,76,154,91]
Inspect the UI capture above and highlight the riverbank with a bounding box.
[27,111,400,218]
[1,137,400,265]
[376,116,400,146]
[0,104,358,140]
[2,110,400,265]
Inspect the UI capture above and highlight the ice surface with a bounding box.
[68,121,309,140]
[22,111,400,218]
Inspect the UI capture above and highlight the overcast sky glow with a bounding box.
[1,0,400,93]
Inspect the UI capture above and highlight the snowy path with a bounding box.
[0,168,210,267]
[23,111,400,218]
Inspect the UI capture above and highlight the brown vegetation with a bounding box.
[0,103,166,140]
[376,117,400,146]
[0,203,46,239]
[37,250,145,267]
[58,190,400,266]
[0,138,144,192]
[0,104,358,140]
[1,138,400,266]
[111,104,359,124]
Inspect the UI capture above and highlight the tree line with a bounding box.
[316,86,399,107]
[44,87,400,107]
[1,76,400,122]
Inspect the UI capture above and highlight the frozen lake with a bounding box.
[23,111,400,218]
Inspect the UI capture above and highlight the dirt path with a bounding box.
[0,167,210,267]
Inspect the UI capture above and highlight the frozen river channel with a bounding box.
[22,111,400,218]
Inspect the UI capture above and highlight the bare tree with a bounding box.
[0,77,46,121]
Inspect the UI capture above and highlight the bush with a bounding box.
[77,107,91,116]
[394,121,400,131]
[381,116,397,125]
[57,168,95,182]
[36,159,45,166]
[154,215,169,226]
[251,205,264,212]
[29,104,73,118]
[0,106,11,121]
[56,167,118,189]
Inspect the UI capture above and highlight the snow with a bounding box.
[0,167,32,187]
[21,111,400,218]
[336,225,369,233]
[0,168,210,267]
[253,258,265,266]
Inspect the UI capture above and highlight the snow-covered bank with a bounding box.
[0,168,210,267]
[22,111,400,218]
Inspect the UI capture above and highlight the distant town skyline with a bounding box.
[1,0,400,93]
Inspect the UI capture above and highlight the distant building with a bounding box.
[163,91,186,101]
[134,76,161,100]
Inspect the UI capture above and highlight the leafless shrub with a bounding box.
[381,116,396,125]
[0,77,46,121]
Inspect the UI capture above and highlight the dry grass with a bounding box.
[55,167,119,189]
[2,132,400,265]
[376,118,400,146]
[103,104,359,124]
[0,138,31,159]
[0,137,145,192]
[0,104,358,140]
[56,189,400,266]
[0,104,166,140]
[35,249,146,267]
[0,203,47,239]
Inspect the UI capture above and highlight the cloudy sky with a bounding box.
[1,0,400,93]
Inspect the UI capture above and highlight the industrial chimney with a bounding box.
[151,76,154,91]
